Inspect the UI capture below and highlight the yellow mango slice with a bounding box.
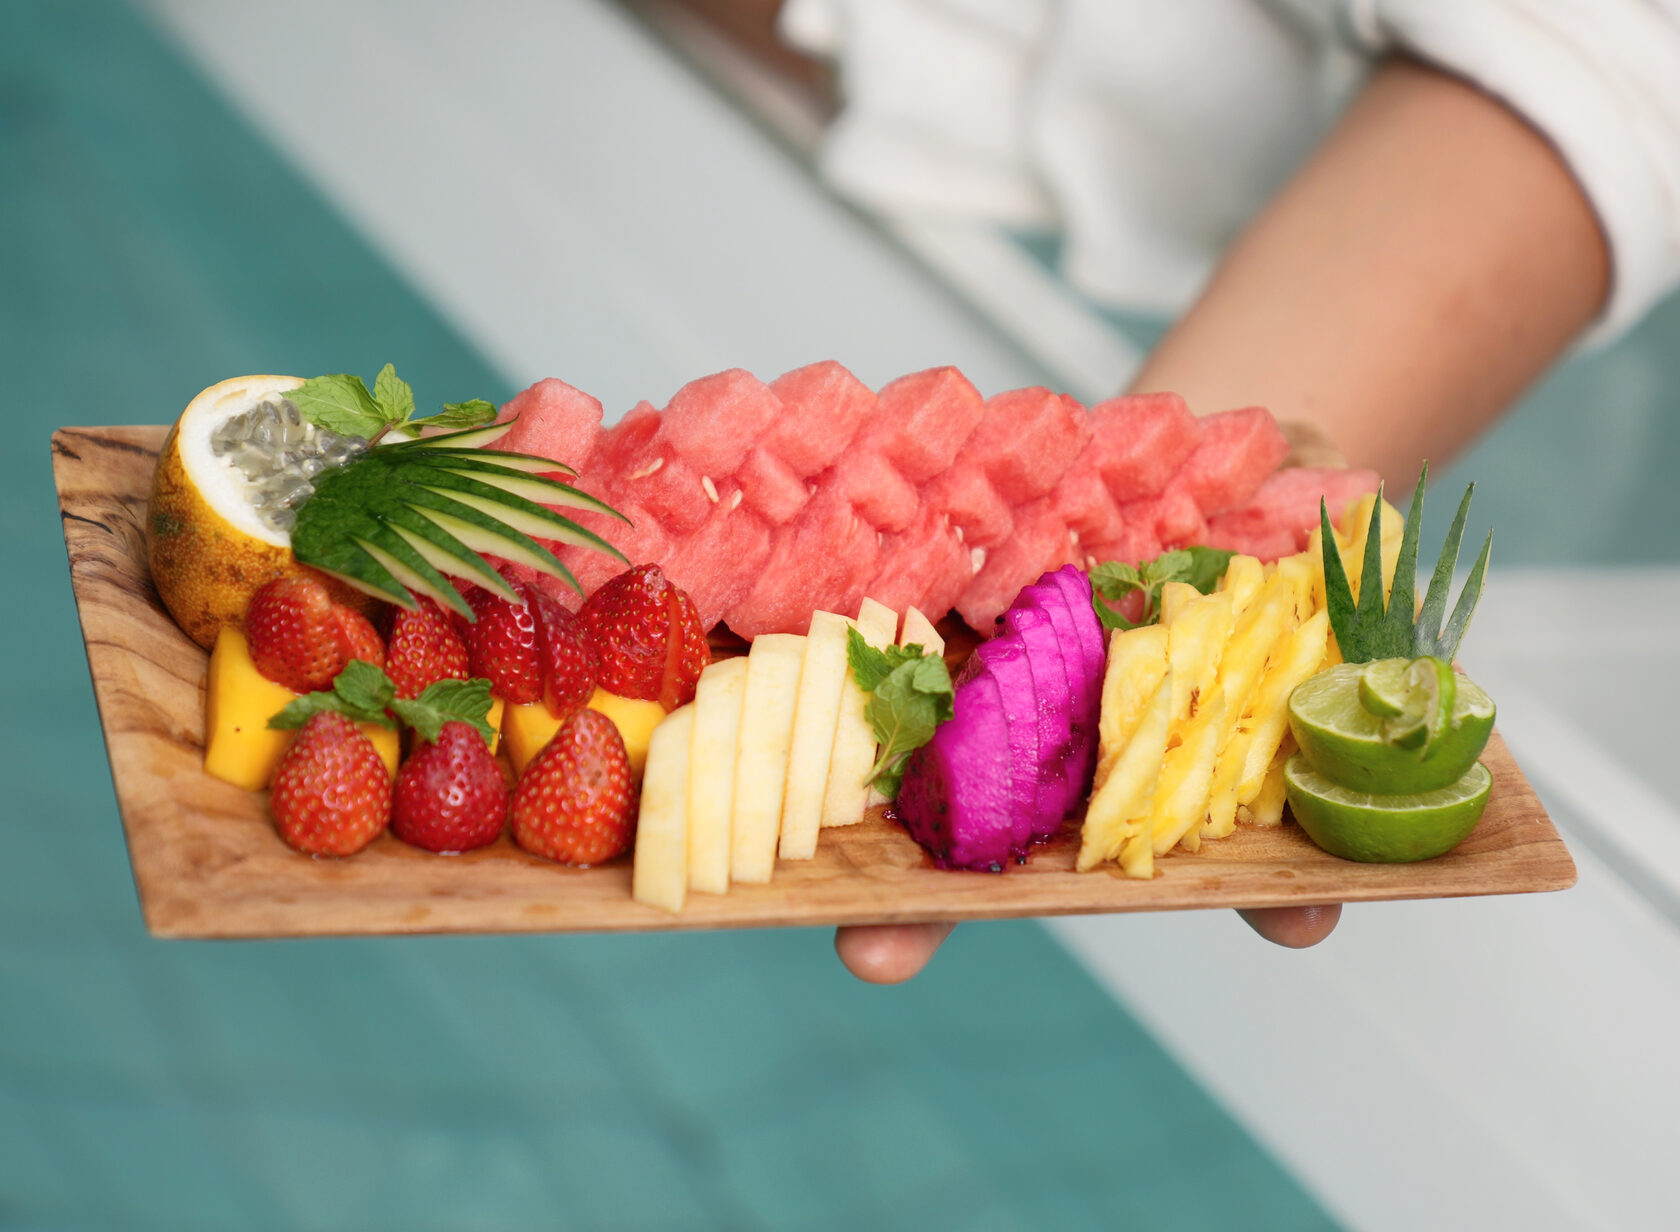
[503,688,666,776]
[204,627,299,790]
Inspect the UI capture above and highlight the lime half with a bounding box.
[1285,755,1491,862]
[1289,661,1495,794]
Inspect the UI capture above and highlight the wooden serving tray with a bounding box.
[54,424,1576,939]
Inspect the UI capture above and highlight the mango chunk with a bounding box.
[502,688,667,776]
[204,627,298,790]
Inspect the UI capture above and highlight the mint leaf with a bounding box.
[1141,550,1192,587]
[428,399,499,430]
[846,627,928,693]
[862,654,954,795]
[390,678,496,745]
[373,362,415,425]
[1181,546,1236,595]
[269,659,398,730]
[285,373,386,439]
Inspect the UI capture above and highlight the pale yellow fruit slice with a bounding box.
[819,597,897,828]
[730,633,807,883]
[687,657,748,895]
[778,612,853,860]
[1078,671,1172,873]
[633,704,695,914]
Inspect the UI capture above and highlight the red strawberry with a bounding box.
[247,573,385,693]
[270,711,392,856]
[527,586,599,719]
[386,597,470,700]
[463,583,542,704]
[511,708,636,865]
[577,564,709,709]
[392,721,507,852]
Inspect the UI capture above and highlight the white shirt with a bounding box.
[782,0,1680,341]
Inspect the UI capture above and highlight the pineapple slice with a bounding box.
[729,633,807,884]
[688,657,749,894]
[633,704,695,914]
[778,612,854,861]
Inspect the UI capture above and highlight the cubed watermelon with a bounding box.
[766,360,875,477]
[864,506,973,620]
[735,445,810,525]
[1082,523,1163,568]
[1049,453,1124,545]
[922,463,1014,548]
[611,443,712,535]
[494,378,604,476]
[1204,466,1382,556]
[1172,406,1291,514]
[660,495,775,630]
[955,498,1076,633]
[592,401,661,477]
[962,387,1092,505]
[1119,483,1207,549]
[824,447,918,532]
[861,366,985,483]
[724,488,879,638]
[1088,392,1201,502]
[658,368,781,478]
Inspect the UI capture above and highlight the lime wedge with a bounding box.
[1285,755,1491,862]
[1289,661,1495,794]
[1357,659,1411,718]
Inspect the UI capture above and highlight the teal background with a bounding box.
[1,3,1340,1229]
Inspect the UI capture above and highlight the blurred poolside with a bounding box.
[2,2,1676,1229]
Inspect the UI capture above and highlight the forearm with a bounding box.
[1130,59,1610,486]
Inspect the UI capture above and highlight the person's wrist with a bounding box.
[1276,419,1348,470]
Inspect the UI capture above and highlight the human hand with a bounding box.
[834,904,1342,984]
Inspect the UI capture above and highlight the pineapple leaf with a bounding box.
[1315,467,1491,663]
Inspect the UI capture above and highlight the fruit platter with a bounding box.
[53,363,1574,938]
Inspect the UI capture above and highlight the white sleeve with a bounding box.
[1344,0,1680,340]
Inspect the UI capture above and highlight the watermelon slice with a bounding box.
[962,387,1092,505]
[1172,406,1291,514]
[955,498,1076,634]
[922,463,1014,549]
[724,487,879,638]
[495,378,603,474]
[766,361,874,477]
[735,445,810,525]
[864,505,973,621]
[1088,393,1201,502]
[824,447,918,532]
[861,367,984,483]
[896,668,1016,872]
[1082,524,1164,569]
[659,368,782,478]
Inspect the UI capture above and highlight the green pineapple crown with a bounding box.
[1318,462,1492,664]
[284,365,628,620]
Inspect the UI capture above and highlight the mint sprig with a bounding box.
[1090,545,1235,632]
[285,364,498,441]
[847,628,955,798]
[268,661,496,746]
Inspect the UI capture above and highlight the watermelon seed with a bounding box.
[627,456,664,479]
[728,489,743,511]
[701,475,719,503]
[970,547,988,572]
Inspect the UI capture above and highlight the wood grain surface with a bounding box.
[54,424,1577,940]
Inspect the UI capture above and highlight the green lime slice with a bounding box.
[1289,661,1495,794]
[1357,659,1411,718]
[1285,755,1491,862]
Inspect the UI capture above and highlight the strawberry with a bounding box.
[392,721,507,852]
[511,708,636,865]
[527,586,599,719]
[577,564,709,710]
[386,597,470,700]
[247,572,385,693]
[462,583,542,704]
[270,710,392,856]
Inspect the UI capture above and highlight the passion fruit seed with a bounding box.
[208,397,368,533]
